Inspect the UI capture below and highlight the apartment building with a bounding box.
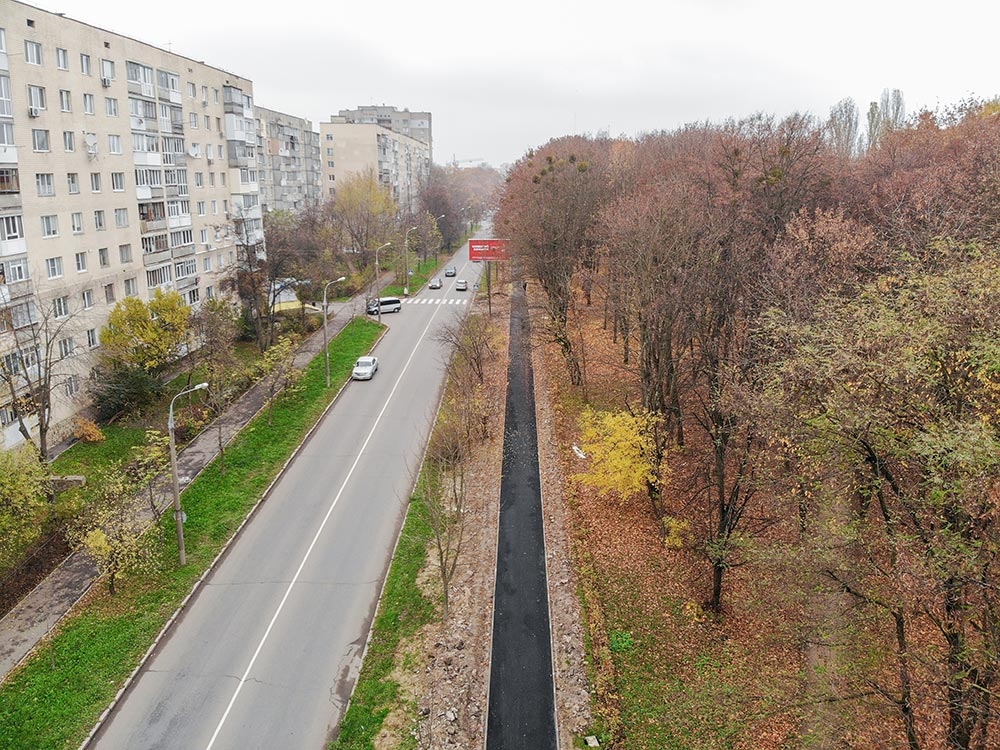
[255,106,321,214]
[336,105,432,152]
[320,109,432,216]
[0,0,260,451]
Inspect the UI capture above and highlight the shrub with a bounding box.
[72,418,106,443]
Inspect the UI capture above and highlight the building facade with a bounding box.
[319,112,431,215]
[0,0,260,450]
[255,106,321,214]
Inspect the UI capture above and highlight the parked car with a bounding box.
[365,297,402,315]
[352,356,378,380]
[428,277,442,289]
[455,279,469,291]
[444,266,457,277]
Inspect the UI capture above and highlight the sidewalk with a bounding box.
[0,294,369,682]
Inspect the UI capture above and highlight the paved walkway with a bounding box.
[486,279,558,749]
[0,293,371,682]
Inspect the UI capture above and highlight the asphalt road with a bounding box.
[486,279,558,749]
[89,254,483,749]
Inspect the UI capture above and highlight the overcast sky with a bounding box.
[26,0,1000,170]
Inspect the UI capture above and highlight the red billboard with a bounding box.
[469,238,510,262]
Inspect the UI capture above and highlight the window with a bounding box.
[90,172,101,192]
[114,208,128,228]
[67,172,79,194]
[189,142,201,158]
[1,215,24,240]
[203,256,212,272]
[64,375,80,397]
[24,40,42,65]
[118,243,132,263]
[87,328,99,347]
[59,89,71,112]
[56,47,68,70]
[80,53,91,75]
[105,97,118,117]
[187,81,196,98]
[46,257,64,278]
[94,210,105,230]
[124,277,137,296]
[75,251,87,272]
[104,283,115,303]
[189,112,198,128]
[199,228,208,244]
[98,247,109,267]
[201,85,208,102]
[108,134,122,154]
[206,285,214,300]
[71,212,83,233]
[209,172,215,187]
[32,129,50,152]
[63,130,75,151]
[58,337,74,358]
[194,172,203,188]
[203,114,209,129]
[35,173,54,196]
[82,289,94,309]
[27,84,45,109]
[53,295,69,318]
[175,258,197,278]
[186,288,199,305]
[0,123,12,148]
[146,266,172,287]
[111,172,125,191]
[41,215,58,237]
[83,93,95,114]
[197,201,205,216]
[100,59,115,80]
[4,257,28,282]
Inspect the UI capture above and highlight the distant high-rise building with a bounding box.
[320,107,432,216]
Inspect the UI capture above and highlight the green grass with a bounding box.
[0,316,383,750]
[382,255,444,297]
[329,490,436,750]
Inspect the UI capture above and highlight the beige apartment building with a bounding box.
[320,109,432,216]
[256,106,322,214]
[0,0,261,451]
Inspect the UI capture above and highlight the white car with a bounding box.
[455,279,469,291]
[352,356,378,380]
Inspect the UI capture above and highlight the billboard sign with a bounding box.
[469,238,510,262]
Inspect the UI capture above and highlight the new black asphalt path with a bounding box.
[486,280,558,749]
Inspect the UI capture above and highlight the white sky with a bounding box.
[25,0,1000,169]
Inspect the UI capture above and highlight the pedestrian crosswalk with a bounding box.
[402,298,469,305]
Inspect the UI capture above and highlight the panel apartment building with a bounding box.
[255,106,322,214]
[0,0,262,451]
[320,106,432,216]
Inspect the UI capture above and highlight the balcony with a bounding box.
[142,248,171,266]
[171,243,195,258]
[140,218,167,233]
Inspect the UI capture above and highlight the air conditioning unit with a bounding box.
[101,77,112,88]
[28,106,40,118]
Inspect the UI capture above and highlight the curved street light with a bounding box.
[168,381,208,566]
[323,276,347,388]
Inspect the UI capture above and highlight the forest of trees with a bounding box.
[494,96,1000,749]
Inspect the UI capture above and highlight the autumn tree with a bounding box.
[124,429,170,516]
[100,288,191,372]
[422,410,468,620]
[0,444,52,574]
[825,97,862,159]
[0,288,88,459]
[434,312,495,384]
[68,462,160,595]
[258,334,302,425]
[191,298,244,471]
[764,249,1000,749]
[865,87,906,151]
[327,169,398,272]
[495,136,615,385]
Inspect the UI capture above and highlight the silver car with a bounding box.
[352,356,378,380]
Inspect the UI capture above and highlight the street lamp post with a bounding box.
[168,381,208,566]
[371,241,391,323]
[323,276,347,388]
[403,226,417,297]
